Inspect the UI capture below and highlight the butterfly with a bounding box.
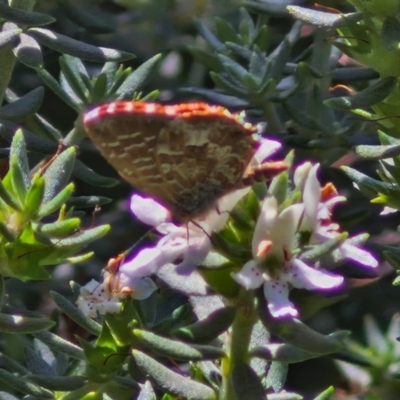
[83,101,284,222]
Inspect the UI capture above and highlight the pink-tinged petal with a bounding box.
[252,197,278,255]
[302,164,321,230]
[318,196,346,221]
[252,139,281,164]
[289,258,344,290]
[130,194,170,226]
[126,277,157,300]
[96,298,123,315]
[232,260,265,289]
[294,162,312,189]
[76,298,97,318]
[263,279,298,318]
[339,242,378,268]
[275,204,304,253]
[119,247,164,277]
[380,206,398,215]
[80,279,102,295]
[175,238,212,274]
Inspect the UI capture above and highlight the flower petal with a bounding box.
[288,258,344,290]
[125,277,157,300]
[339,242,378,268]
[302,164,321,230]
[252,197,278,255]
[252,138,281,164]
[263,279,298,318]
[231,260,265,289]
[119,247,165,277]
[130,194,170,226]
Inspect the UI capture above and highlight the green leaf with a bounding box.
[0,123,58,155]
[35,67,82,111]
[0,177,21,211]
[210,72,247,96]
[39,218,80,238]
[0,28,21,50]
[324,77,397,110]
[187,46,224,72]
[34,330,84,360]
[37,182,75,218]
[23,174,45,220]
[0,3,55,26]
[134,329,225,360]
[218,54,248,83]
[13,33,43,67]
[116,54,162,99]
[231,364,265,400]
[66,195,112,208]
[355,144,400,159]
[0,313,55,333]
[132,350,217,400]
[258,302,349,354]
[59,55,90,104]
[313,386,334,400]
[28,375,88,391]
[90,72,108,103]
[42,147,76,204]
[269,37,291,80]
[193,17,224,51]
[51,224,110,248]
[341,166,392,198]
[287,6,362,27]
[0,221,17,242]
[172,307,236,343]
[215,17,241,44]
[251,25,269,50]
[283,102,327,132]
[24,113,63,141]
[0,87,44,122]
[25,346,57,376]
[243,0,291,16]
[72,159,119,188]
[225,42,252,60]
[58,0,115,34]
[9,132,29,204]
[50,291,101,336]
[59,71,85,109]
[28,28,135,62]
[0,368,53,398]
[239,7,255,41]
[381,17,400,51]
[100,62,118,91]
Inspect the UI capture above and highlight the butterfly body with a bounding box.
[84,101,262,221]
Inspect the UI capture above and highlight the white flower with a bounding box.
[76,257,157,318]
[232,197,344,318]
[76,279,123,318]
[123,189,248,277]
[301,164,378,269]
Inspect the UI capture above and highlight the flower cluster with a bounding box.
[233,163,378,318]
[77,143,378,319]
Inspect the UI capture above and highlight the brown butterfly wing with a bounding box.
[155,115,257,219]
[84,104,258,220]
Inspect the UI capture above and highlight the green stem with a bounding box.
[62,116,86,146]
[220,290,257,400]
